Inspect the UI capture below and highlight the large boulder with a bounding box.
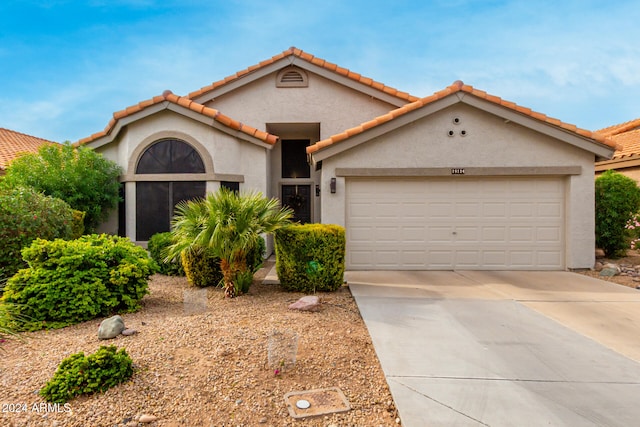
[98,315,125,339]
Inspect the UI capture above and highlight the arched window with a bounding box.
[136,139,205,174]
[135,139,206,241]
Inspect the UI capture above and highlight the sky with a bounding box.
[1,0,639,143]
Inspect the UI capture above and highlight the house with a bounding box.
[76,47,616,271]
[0,128,54,175]
[594,118,640,181]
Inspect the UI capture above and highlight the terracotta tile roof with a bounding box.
[605,129,640,160]
[187,46,420,103]
[75,90,278,146]
[596,117,640,137]
[593,118,640,161]
[307,80,618,155]
[0,128,55,171]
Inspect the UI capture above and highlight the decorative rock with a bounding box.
[599,267,619,277]
[594,261,604,272]
[121,328,138,336]
[139,414,158,423]
[288,295,320,311]
[98,315,125,339]
[595,248,605,258]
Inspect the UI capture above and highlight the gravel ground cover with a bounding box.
[1,261,399,427]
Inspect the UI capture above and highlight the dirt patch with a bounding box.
[0,261,398,426]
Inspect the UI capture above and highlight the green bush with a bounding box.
[40,345,133,403]
[179,238,265,289]
[181,248,223,288]
[595,170,640,257]
[148,232,185,276]
[0,186,75,284]
[0,234,154,331]
[274,224,345,293]
[71,210,86,239]
[2,142,122,233]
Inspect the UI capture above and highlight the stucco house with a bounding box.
[77,47,617,271]
[0,128,55,175]
[594,118,640,181]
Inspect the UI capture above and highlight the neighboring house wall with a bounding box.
[318,104,598,269]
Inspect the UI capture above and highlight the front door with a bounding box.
[281,139,312,223]
[281,184,311,223]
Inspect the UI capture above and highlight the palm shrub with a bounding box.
[167,188,292,297]
[595,170,640,256]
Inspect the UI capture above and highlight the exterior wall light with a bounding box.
[330,177,336,193]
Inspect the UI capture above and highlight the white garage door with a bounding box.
[346,176,565,270]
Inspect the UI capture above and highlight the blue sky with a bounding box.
[1,0,639,143]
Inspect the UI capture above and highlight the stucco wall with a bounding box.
[319,104,598,270]
[204,72,399,141]
[93,110,269,241]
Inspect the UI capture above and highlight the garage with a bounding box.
[346,176,565,270]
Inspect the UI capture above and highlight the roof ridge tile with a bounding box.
[187,47,419,102]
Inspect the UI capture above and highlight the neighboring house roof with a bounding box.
[0,128,55,172]
[594,117,640,171]
[188,46,420,107]
[307,80,618,163]
[596,117,640,138]
[75,90,279,148]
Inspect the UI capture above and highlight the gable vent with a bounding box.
[276,67,309,88]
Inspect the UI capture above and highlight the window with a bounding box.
[281,139,310,178]
[136,139,205,174]
[221,181,240,193]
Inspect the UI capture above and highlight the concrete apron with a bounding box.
[347,271,640,427]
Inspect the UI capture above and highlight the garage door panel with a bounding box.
[346,177,565,270]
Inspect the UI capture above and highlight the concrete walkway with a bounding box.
[346,271,640,427]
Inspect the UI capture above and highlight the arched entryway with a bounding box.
[135,138,206,240]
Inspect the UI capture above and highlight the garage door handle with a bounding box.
[452,231,457,235]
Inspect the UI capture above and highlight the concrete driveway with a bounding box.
[346,271,640,427]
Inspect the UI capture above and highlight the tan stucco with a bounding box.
[94,110,270,241]
[318,104,598,270]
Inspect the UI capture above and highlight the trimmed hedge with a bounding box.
[0,234,155,331]
[181,249,223,288]
[180,237,266,289]
[274,224,345,293]
[0,186,76,284]
[40,345,133,403]
[148,232,185,276]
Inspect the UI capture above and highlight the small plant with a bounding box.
[627,213,640,249]
[40,345,133,403]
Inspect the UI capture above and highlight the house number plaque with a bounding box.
[451,168,465,175]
